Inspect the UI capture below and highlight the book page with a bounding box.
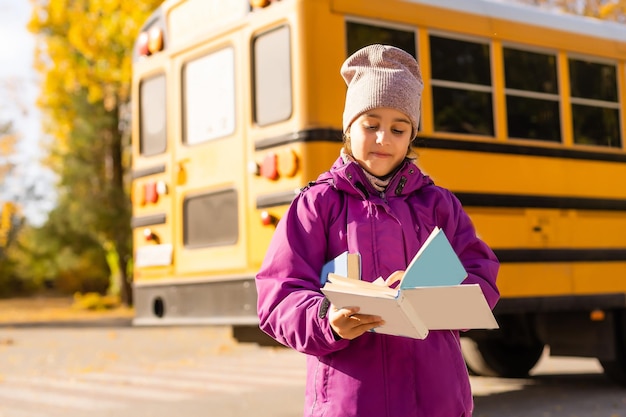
[400,227,468,289]
[402,284,498,330]
[325,274,397,298]
[319,287,426,339]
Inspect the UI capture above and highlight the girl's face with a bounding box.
[346,108,413,177]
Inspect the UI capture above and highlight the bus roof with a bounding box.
[408,0,626,42]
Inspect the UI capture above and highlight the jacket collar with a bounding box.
[320,156,432,200]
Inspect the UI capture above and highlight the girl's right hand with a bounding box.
[328,305,385,340]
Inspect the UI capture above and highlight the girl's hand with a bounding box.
[328,305,385,340]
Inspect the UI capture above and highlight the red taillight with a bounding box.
[144,182,158,204]
[261,211,277,226]
[137,32,150,56]
[260,153,278,180]
[143,228,160,243]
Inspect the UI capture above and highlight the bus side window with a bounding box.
[252,25,292,126]
[345,21,416,58]
[569,58,621,148]
[504,47,561,143]
[430,35,494,136]
[140,74,167,156]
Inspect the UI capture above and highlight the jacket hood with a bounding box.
[316,156,433,200]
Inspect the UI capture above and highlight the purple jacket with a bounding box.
[256,157,500,417]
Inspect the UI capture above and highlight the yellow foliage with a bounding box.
[598,0,626,20]
[0,134,17,157]
[72,291,121,311]
[0,202,18,247]
[28,0,164,150]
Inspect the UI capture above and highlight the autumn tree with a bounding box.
[517,0,626,20]
[28,0,163,304]
[0,122,16,192]
[0,122,18,252]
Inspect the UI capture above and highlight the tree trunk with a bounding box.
[109,107,133,306]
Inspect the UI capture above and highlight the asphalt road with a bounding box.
[0,322,624,417]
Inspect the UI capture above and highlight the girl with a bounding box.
[255,44,500,417]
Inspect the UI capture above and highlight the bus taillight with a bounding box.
[250,0,271,8]
[137,27,164,57]
[260,211,277,226]
[137,32,150,57]
[278,148,298,177]
[144,182,158,204]
[143,228,160,243]
[148,27,164,54]
[260,153,278,180]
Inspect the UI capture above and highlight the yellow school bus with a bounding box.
[130,0,626,382]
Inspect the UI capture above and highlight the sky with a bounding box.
[0,0,56,226]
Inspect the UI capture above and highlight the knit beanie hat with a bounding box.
[341,44,424,138]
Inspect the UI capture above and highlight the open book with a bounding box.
[320,227,498,339]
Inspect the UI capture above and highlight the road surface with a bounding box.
[0,322,623,417]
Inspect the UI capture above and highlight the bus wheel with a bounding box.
[600,311,626,386]
[600,359,626,385]
[461,337,545,378]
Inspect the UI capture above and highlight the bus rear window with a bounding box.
[183,190,238,248]
[182,47,236,145]
[252,25,292,126]
[139,74,167,156]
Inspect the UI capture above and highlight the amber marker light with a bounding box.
[590,309,606,321]
[278,148,298,178]
[148,26,164,54]
[250,0,271,8]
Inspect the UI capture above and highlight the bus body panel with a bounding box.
[130,0,626,378]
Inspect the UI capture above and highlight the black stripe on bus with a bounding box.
[254,128,626,163]
[256,190,626,212]
[132,164,167,179]
[456,193,626,211]
[131,213,167,228]
[494,293,626,315]
[255,128,343,151]
[417,137,626,163]
[257,190,299,209]
[494,248,626,263]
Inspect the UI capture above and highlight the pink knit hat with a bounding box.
[341,44,423,138]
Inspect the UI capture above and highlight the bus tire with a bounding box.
[600,310,626,386]
[461,336,544,378]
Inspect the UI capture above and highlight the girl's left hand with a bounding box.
[328,305,385,340]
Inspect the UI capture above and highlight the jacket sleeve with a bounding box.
[255,187,351,356]
[439,190,500,309]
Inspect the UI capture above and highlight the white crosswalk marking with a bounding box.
[3,375,189,400]
[0,347,307,416]
[0,384,122,409]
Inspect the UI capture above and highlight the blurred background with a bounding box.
[0,0,625,314]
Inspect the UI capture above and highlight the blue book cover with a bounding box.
[320,251,361,285]
[399,227,467,289]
